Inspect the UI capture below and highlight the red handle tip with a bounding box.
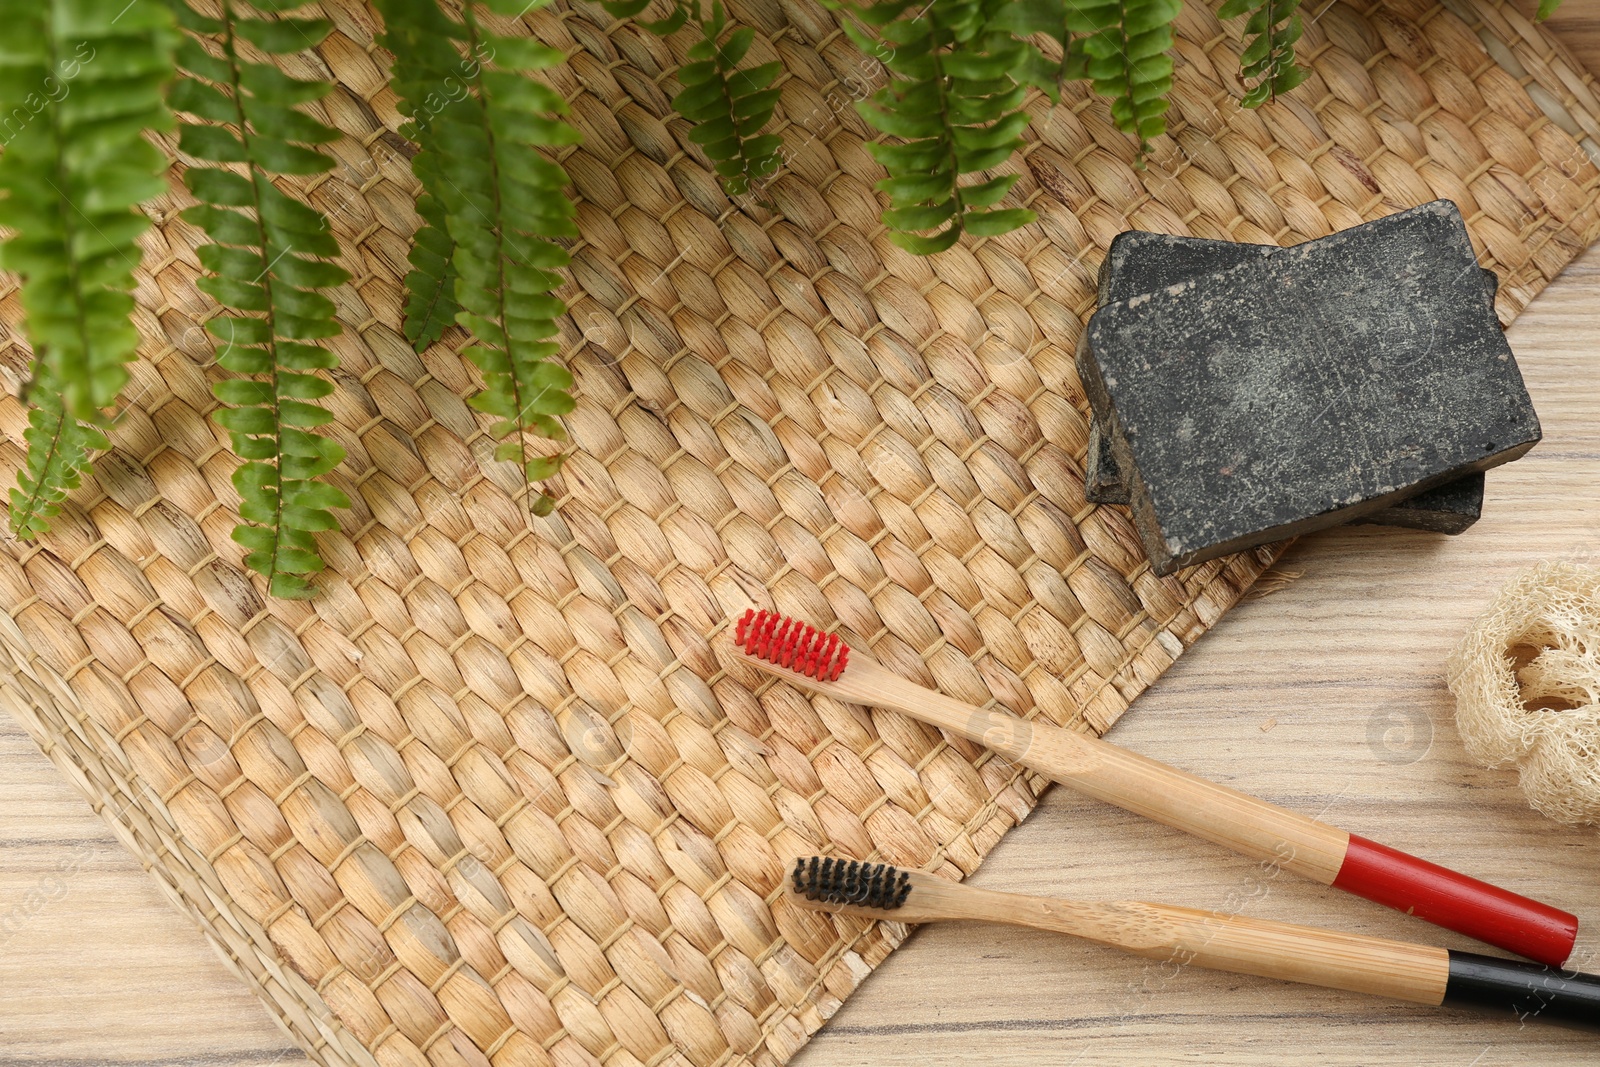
[1333,833,1577,967]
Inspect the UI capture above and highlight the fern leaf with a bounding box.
[987,0,1071,100]
[7,362,107,540]
[1064,0,1182,154]
[0,0,175,537]
[171,0,351,599]
[649,0,784,198]
[403,187,460,348]
[845,0,1038,253]
[374,0,465,351]
[1218,0,1307,108]
[385,0,578,514]
[1537,0,1562,20]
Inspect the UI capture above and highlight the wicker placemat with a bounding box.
[1,0,1598,1065]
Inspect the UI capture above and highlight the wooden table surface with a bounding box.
[7,9,1600,1064]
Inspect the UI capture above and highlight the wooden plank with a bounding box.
[0,711,301,1065]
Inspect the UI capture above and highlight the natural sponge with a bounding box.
[1446,561,1600,826]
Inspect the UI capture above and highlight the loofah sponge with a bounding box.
[1447,562,1600,826]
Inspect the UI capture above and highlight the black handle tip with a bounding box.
[1444,950,1600,1033]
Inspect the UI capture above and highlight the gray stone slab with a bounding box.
[1076,200,1539,575]
[1082,229,1494,536]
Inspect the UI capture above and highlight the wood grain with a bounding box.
[751,643,1354,885]
[794,868,1454,1005]
[7,10,1600,1065]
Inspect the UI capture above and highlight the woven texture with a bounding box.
[1,1,1599,1066]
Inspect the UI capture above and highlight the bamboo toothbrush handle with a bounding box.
[1035,898,1600,1029]
[1031,727,1577,968]
[738,619,1577,967]
[793,861,1600,1032]
[1062,899,1451,1005]
[833,656,1578,966]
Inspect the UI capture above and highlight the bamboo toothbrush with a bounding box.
[732,609,1578,966]
[790,856,1600,1031]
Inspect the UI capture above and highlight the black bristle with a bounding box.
[793,856,911,910]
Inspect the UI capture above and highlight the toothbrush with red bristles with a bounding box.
[732,609,1579,967]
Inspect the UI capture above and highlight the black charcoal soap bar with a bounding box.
[1084,233,1271,506]
[1083,422,1129,505]
[1350,470,1485,534]
[1083,229,1493,535]
[1077,200,1539,575]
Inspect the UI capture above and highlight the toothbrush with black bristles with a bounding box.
[732,608,1579,966]
[791,856,1600,1031]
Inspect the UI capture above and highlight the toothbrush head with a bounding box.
[791,856,912,910]
[733,609,850,682]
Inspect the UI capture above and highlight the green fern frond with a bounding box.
[8,362,107,540]
[843,0,1038,253]
[1064,0,1182,154]
[1218,0,1307,108]
[402,187,460,348]
[170,0,350,599]
[391,0,578,515]
[0,0,175,537]
[986,0,1072,101]
[678,2,783,197]
[1537,0,1562,21]
[603,0,783,200]
[373,0,464,351]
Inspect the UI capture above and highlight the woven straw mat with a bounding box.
[2,0,1600,1065]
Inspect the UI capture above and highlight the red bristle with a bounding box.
[733,610,851,680]
[764,618,780,661]
[813,633,833,679]
[758,613,775,660]
[775,616,796,667]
